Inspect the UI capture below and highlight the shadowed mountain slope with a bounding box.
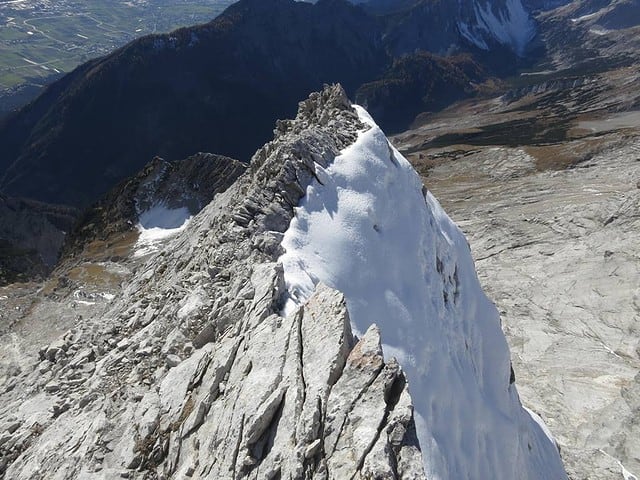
[0,0,386,207]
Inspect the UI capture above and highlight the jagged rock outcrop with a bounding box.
[0,85,426,479]
[61,152,246,262]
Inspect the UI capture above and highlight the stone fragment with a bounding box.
[166,354,182,368]
[44,381,60,393]
[45,338,69,361]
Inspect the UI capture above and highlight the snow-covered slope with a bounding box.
[458,0,537,55]
[349,0,537,56]
[0,86,566,479]
[280,105,566,479]
[134,205,193,257]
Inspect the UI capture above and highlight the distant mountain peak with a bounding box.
[458,0,537,55]
[353,0,537,56]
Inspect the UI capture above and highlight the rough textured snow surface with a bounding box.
[281,105,567,479]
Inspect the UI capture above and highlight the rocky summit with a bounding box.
[0,86,420,479]
[0,85,567,479]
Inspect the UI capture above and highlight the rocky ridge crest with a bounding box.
[0,85,426,479]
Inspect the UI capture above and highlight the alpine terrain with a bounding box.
[0,0,638,479]
[0,86,567,479]
[392,1,640,478]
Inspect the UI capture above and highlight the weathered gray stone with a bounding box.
[0,86,425,480]
[44,381,60,393]
[45,338,69,362]
[165,354,182,368]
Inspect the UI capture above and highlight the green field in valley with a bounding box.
[0,0,235,112]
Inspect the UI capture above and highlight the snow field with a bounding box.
[280,105,566,479]
[134,205,192,257]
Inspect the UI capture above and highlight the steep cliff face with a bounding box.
[0,195,78,285]
[0,86,565,479]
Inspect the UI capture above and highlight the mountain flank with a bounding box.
[0,0,543,210]
[0,84,567,480]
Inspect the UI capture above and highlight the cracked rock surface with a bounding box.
[0,85,426,479]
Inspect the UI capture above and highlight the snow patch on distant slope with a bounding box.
[280,105,566,479]
[138,204,191,230]
[458,20,490,50]
[459,0,537,55]
[134,205,192,257]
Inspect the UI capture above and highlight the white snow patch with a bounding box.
[598,450,638,480]
[460,0,536,55]
[134,205,192,257]
[72,288,97,306]
[523,406,558,446]
[280,105,566,479]
[138,204,191,229]
[623,466,639,480]
[571,9,604,23]
[99,292,116,301]
[520,70,558,76]
[598,448,638,480]
[458,20,489,50]
[74,300,95,306]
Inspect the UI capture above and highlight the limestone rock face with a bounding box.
[0,85,425,479]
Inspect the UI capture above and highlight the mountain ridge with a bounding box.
[0,0,539,210]
[0,84,567,480]
[0,0,386,207]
